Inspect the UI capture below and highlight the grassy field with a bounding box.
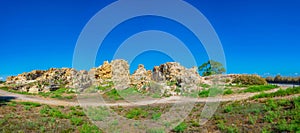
[1,92,299,132]
[0,85,299,132]
[0,100,100,133]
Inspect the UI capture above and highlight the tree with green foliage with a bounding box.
[198,60,226,76]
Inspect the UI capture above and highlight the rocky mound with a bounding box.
[4,60,211,95]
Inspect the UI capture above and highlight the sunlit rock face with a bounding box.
[130,64,152,91]
[111,59,131,90]
[6,68,77,93]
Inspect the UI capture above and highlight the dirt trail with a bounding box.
[0,87,295,107]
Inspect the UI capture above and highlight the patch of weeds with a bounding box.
[199,84,210,88]
[264,111,278,123]
[69,109,85,117]
[70,117,83,126]
[248,114,257,124]
[224,105,233,113]
[104,89,123,101]
[198,89,209,97]
[79,123,101,133]
[86,106,110,121]
[217,120,238,133]
[50,94,63,99]
[183,90,199,98]
[0,118,7,125]
[24,105,32,110]
[40,105,68,119]
[191,120,200,127]
[40,126,46,132]
[19,102,41,107]
[226,125,239,133]
[167,80,177,86]
[25,121,38,130]
[151,93,161,98]
[216,120,226,131]
[118,87,141,98]
[63,95,74,99]
[151,112,161,120]
[7,101,17,107]
[253,87,300,99]
[126,108,148,119]
[223,88,233,95]
[242,85,278,93]
[173,122,187,133]
[146,128,165,133]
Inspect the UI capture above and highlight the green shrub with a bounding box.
[233,75,267,85]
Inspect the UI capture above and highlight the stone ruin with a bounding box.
[4,59,209,95]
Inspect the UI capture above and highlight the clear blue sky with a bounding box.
[1,0,300,79]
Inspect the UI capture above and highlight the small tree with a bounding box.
[198,60,226,76]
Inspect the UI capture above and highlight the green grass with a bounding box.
[104,87,143,101]
[146,128,165,133]
[224,88,234,95]
[173,122,187,132]
[198,87,223,97]
[224,105,233,113]
[252,87,300,99]
[125,108,148,119]
[241,85,278,93]
[151,112,162,120]
[104,89,123,101]
[79,123,102,133]
[19,102,41,107]
[85,106,110,121]
[199,84,210,88]
[70,117,83,126]
[40,105,69,119]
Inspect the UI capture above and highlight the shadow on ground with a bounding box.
[0,96,16,106]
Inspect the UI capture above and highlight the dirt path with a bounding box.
[0,87,296,107]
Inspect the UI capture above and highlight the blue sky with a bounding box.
[0,0,300,79]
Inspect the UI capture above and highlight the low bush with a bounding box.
[233,75,267,85]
